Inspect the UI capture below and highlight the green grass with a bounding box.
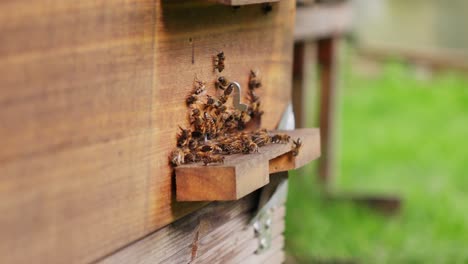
[285,59,468,263]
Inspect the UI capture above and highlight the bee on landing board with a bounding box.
[252,129,271,147]
[271,133,291,144]
[170,147,186,167]
[291,138,302,157]
[213,51,225,73]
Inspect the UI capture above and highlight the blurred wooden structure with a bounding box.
[292,1,402,214]
[292,0,353,185]
[0,0,325,263]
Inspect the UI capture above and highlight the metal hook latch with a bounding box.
[230,81,248,111]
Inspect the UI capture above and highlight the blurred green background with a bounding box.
[285,52,468,263]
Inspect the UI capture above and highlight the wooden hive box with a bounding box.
[0,0,319,263]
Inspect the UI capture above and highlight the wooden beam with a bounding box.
[176,128,320,201]
[294,2,353,41]
[317,37,339,185]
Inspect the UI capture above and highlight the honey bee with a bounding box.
[186,94,198,106]
[252,129,271,146]
[198,142,222,154]
[214,51,225,72]
[224,83,234,96]
[184,152,199,163]
[248,70,262,89]
[218,94,228,105]
[177,126,191,147]
[271,133,290,144]
[202,154,225,166]
[248,89,260,102]
[193,78,206,95]
[221,140,243,155]
[243,140,259,154]
[248,101,263,118]
[188,138,198,150]
[215,76,229,90]
[291,138,302,156]
[170,148,185,166]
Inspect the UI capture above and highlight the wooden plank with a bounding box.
[294,2,353,41]
[99,193,286,264]
[215,0,280,6]
[0,0,296,263]
[176,128,320,201]
[98,193,257,264]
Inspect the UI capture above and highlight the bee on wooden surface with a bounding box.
[200,144,222,154]
[248,90,260,103]
[248,70,262,90]
[190,113,204,129]
[240,111,251,123]
[177,126,191,147]
[170,148,185,166]
[291,138,302,157]
[215,105,227,115]
[242,140,259,154]
[248,101,264,118]
[186,94,198,106]
[191,130,204,139]
[204,112,219,139]
[188,138,198,150]
[252,129,271,146]
[218,94,228,105]
[184,152,199,163]
[222,140,244,155]
[213,51,225,73]
[271,133,290,144]
[223,82,235,97]
[201,154,225,166]
[215,76,230,90]
[193,78,206,95]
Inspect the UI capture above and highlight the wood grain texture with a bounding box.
[176,128,320,201]
[0,0,295,263]
[98,191,286,264]
[294,1,353,41]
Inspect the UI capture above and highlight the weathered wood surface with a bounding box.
[294,1,353,41]
[0,0,295,263]
[176,128,320,201]
[98,192,286,264]
[215,0,280,5]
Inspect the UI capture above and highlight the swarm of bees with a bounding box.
[170,52,302,167]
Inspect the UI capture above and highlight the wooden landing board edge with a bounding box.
[175,128,320,201]
[269,128,321,173]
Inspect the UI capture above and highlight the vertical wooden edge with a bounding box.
[176,166,237,201]
[235,161,270,199]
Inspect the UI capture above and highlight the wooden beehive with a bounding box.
[0,0,320,263]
